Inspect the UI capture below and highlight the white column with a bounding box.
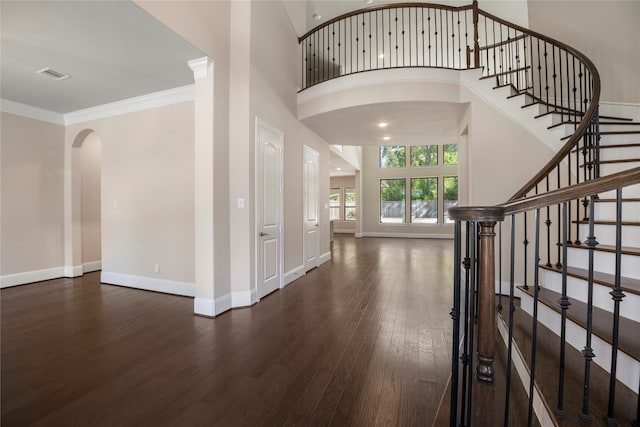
[189,57,217,317]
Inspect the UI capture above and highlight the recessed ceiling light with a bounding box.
[313,13,322,20]
[365,0,374,4]
[383,136,391,141]
[378,122,388,128]
[36,67,70,81]
[336,167,342,171]
[379,53,384,59]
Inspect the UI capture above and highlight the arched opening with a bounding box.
[72,129,102,273]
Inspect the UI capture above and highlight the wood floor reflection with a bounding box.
[1,236,454,426]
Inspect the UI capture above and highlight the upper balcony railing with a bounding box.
[299,2,476,90]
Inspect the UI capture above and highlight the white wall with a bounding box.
[0,112,65,284]
[528,0,640,104]
[66,102,195,294]
[249,1,331,280]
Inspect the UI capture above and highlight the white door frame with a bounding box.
[254,118,284,300]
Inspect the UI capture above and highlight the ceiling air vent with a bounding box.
[36,67,70,81]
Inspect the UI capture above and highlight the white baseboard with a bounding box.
[333,229,355,234]
[194,297,215,317]
[355,233,363,238]
[215,293,232,316]
[319,251,331,265]
[64,265,83,277]
[231,289,257,308]
[0,266,64,288]
[284,265,306,287]
[82,261,102,273]
[101,271,195,297]
[361,232,454,239]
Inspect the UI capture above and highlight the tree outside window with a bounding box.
[410,145,438,167]
[344,187,356,220]
[379,146,406,168]
[443,144,458,165]
[411,177,438,223]
[444,176,458,223]
[329,188,341,220]
[380,179,405,223]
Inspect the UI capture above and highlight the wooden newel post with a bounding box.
[472,0,480,68]
[476,220,497,383]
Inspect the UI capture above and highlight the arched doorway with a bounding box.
[71,129,102,273]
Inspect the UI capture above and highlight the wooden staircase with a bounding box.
[499,88,640,425]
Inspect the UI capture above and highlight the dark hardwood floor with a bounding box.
[1,236,455,426]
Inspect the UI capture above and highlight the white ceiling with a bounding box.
[303,101,467,148]
[0,0,204,114]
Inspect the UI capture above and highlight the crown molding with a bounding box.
[0,99,65,125]
[187,57,212,79]
[64,85,194,125]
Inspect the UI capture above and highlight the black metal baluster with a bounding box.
[594,107,601,178]
[527,208,542,427]
[466,221,477,427]
[552,45,557,112]
[395,8,399,66]
[579,195,598,422]
[457,11,461,68]
[427,9,431,66]
[504,214,517,426]
[523,211,529,289]
[536,38,542,104]
[555,201,570,418]
[421,8,425,66]
[605,188,624,426]
[543,41,549,111]
[556,169,563,267]
[450,220,463,427]
[499,221,503,311]
[545,176,552,267]
[460,221,473,426]
[498,23,504,86]
[440,9,444,68]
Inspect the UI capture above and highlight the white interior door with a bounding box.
[256,119,283,299]
[303,146,319,271]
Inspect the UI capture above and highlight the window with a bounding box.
[344,187,356,220]
[380,179,406,223]
[443,144,458,165]
[444,176,459,223]
[411,178,438,223]
[329,188,341,220]
[379,146,406,168]
[410,145,438,167]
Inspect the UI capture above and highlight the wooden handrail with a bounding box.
[298,2,473,42]
[449,167,640,221]
[502,167,640,215]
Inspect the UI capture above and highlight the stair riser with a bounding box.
[600,124,640,132]
[597,146,640,162]
[565,246,640,278]
[600,178,640,198]
[518,292,640,392]
[578,223,640,247]
[541,269,640,323]
[599,133,640,144]
[595,200,640,221]
[600,184,640,198]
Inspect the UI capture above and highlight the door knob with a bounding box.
[260,232,269,237]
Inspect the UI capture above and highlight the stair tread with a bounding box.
[582,158,640,166]
[518,286,640,362]
[480,65,531,80]
[507,297,638,426]
[552,121,640,127]
[539,264,640,296]
[595,198,640,203]
[573,219,640,226]
[566,241,640,258]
